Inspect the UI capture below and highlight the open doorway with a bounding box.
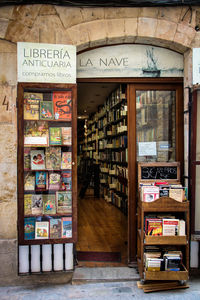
[76,82,128,267]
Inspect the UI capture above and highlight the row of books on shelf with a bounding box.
[145,216,185,236]
[99,135,127,150]
[24,148,71,171]
[144,249,183,272]
[140,182,187,203]
[24,216,72,240]
[24,121,71,147]
[98,149,128,163]
[24,91,72,121]
[24,171,71,192]
[24,191,72,215]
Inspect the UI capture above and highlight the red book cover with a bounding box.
[146,218,162,236]
[53,91,72,121]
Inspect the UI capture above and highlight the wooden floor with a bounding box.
[76,192,128,267]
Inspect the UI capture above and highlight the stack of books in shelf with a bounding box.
[140,182,187,203]
[145,216,185,236]
[24,216,72,240]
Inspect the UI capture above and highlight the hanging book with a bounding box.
[61,217,72,238]
[53,91,72,121]
[24,172,35,191]
[35,171,48,191]
[43,194,56,215]
[45,147,61,170]
[49,127,62,145]
[30,150,45,170]
[50,218,62,239]
[61,170,72,191]
[61,152,72,169]
[24,92,42,120]
[40,101,54,120]
[35,221,49,239]
[24,217,35,240]
[24,148,31,171]
[48,172,61,190]
[31,194,43,215]
[24,121,49,147]
[24,194,32,215]
[61,127,72,146]
[56,191,72,214]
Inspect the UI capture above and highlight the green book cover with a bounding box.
[43,194,56,215]
[40,101,53,120]
[49,127,62,145]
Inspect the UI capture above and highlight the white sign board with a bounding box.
[193,48,200,85]
[77,45,183,78]
[17,42,76,83]
[138,142,157,156]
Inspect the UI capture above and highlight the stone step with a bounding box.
[72,267,140,285]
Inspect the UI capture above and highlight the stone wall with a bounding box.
[0,4,199,285]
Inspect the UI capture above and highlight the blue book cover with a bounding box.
[61,170,72,190]
[24,217,35,240]
[35,171,48,190]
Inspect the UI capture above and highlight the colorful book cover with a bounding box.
[53,91,72,121]
[50,218,62,239]
[61,217,72,238]
[56,191,72,214]
[142,186,159,202]
[35,171,48,190]
[146,219,162,236]
[45,147,61,170]
[24,148,31,170]
[61,152,72,169]
[24,217,35,240]
[24,194,32,215]
[24,173,35,191]
[61,127,72,146]
[49,127,62,145]
[40,101,53,120]
[24,92,42,120]
[24,121,49,147]
[43,194,56,215]
[61,170,72,191]
[35,221,49,239]
[48,172,61,190]
[31,194,43,215]
[30,150,45,170]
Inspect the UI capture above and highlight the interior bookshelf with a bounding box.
[17,83,77,245]
[79,84,128,215]
[137,162,189,282]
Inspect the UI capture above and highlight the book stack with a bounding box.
[144,216,185,236]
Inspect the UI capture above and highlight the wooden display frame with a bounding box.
[17,82,77,245]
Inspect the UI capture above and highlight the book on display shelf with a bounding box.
[24,92,42,120]
[49,127,62,145]
[40,101,53,120]
[48,172,61,190]
[24,173,35,191]
[162,219,179,236]
[61,170,72,191]
[30,150,45,170]
[61,217,72,238]
[61,127,72,146]
[35,171,48,191]
[53,91,72,121]
[24,148,32,171]
[24,217,35,240]
[24,121,49,147]
[45,146,61,170]
[145,218,162,236]
[35,221,49,239]
[31,194,43,215]
[61,152,72,169]
[24,194,32,215]
[56,191,72,214]
[50,218,62,239]
[141,185,159,202]
[43,194,56,215]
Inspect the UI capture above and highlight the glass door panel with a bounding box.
[136,90,176,162]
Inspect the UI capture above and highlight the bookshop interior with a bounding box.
[20,78,189,279]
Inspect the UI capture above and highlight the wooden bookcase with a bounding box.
[137,163,189,282]
[17,83,77,245]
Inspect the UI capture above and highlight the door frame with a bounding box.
[77,78,184,264]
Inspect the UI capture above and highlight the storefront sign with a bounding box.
[193,48,200,85]
[77,45,183,78]
[17,42,76,83]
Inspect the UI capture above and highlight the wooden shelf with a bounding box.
[144,265,188,281]
[139,198,189,212]
[144,235,187,245]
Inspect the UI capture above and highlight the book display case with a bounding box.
[17,83,77,245]
[80,84,128,215]
[137,162,189,283]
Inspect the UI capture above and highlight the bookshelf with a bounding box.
[79,84,128,215]
[17,83,77,245]
[137,163,189,283]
